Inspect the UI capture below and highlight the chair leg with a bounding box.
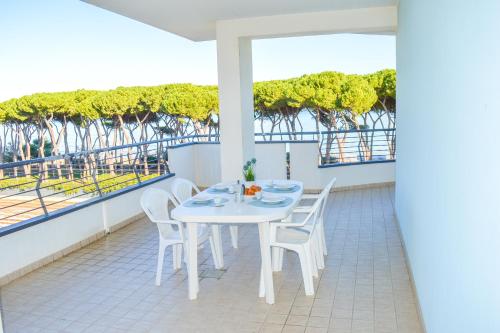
[278,247,284,271]
[320,220,328,255]
[183,242,188,265]
[211,225,224,269]
[156,243,166,286]
[177,244,183,269]
[310,240,319,279]
[314,231,325,270]
[298,245,314,296]
[272,247,284,272]
[271,246,281,272]
[229,225,238,249]
[208,235,220,269]
[259,266,265,297]
[172,244,181,270]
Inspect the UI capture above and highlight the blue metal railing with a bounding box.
[318,128,396,165]
[0,129,395,231]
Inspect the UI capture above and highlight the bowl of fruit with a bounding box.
[244,184,262,197]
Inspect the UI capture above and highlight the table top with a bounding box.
[171,180,303,223]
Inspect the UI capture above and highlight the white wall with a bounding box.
[396,1,500,332]
[255,143,287,180]
[194,144,221,187]
[167,143,221,186]
[170,143,288,186]
[290,142,394,190]
[167,145,195,181]
[0,203,103,280]
[103,177,174,230]
[0,177,174,281]
[169,142,393,189]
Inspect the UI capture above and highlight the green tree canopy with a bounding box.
[161,84,218,122]
[301,72,345,111]
[91,87,140,122]
[365,69,396,112]
[0,70,394,127]
[339,74,378,116]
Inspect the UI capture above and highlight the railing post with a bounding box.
[317,133,323,166]
[89,153,102,197]
[131,151,141,184]
[35,161,49,216]
[162,146,170,175]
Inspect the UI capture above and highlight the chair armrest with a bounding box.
[301,193,320,199]
[270,221,307,241]
[293,205,313,213]
[155,219,179,224]
[272,222,307,228]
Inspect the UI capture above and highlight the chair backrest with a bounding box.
[302,177,336,231]
[140,188,178,237]
[171,178,200,203]
[301,187,329,236]
[319,177,336,222]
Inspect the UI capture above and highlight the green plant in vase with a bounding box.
[243,158,257,181]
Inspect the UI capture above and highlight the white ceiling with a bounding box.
[83,0,397,41]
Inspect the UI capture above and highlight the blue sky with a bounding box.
[0,0,395,102]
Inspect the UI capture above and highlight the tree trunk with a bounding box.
[136,115,149,176]
[17,125,29,176]
[0,128,3,179]
[96,121,114,175]
[63,117,74,180]
[259,117,266,141]
[352,118,371,161]
[117,115,133,167]
[44,118,63,179]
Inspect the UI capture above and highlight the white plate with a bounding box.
[212,185,227,191]
[261,196,286,204]
[274,184,295,190]
[192,196,212,204]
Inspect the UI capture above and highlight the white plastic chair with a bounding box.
[140,188,219,286]
[171,178,224,268]
[272,178,336,273]
[295,177,336,268]
[261,187,328,296]
[171,178,202,204]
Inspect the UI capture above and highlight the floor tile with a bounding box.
[0,186,423,333]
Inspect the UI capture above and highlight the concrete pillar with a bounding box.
[216,29,254,182]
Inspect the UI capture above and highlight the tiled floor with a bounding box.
[0,186,423,333]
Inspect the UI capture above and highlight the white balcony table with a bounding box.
[171,180,303,304]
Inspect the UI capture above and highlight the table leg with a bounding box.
[187,223,199,299]
[211,225,224,269]
[258,222,275,304]
[259,266,265,298]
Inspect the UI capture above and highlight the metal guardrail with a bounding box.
[255,129,396,166]
[255,131,320,142]
[319,128,396,165]
[0,139,176,227]
[0,134,226,228]
[0,129,395,229]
